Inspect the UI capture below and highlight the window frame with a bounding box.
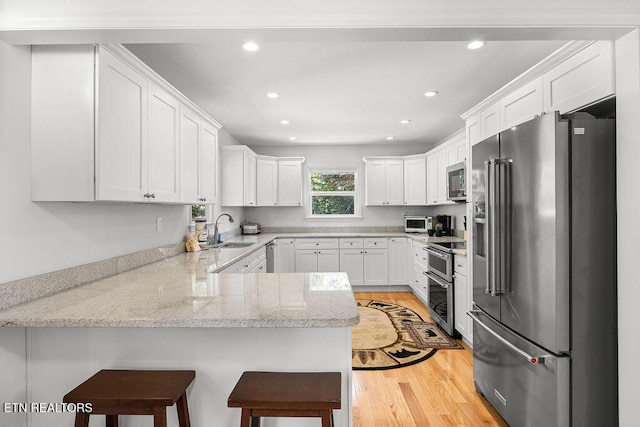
[306,169,360,219]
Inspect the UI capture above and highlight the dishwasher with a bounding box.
[266,241,276,273]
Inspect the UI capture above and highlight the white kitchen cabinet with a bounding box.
[95,47,148,202]
[499,78,544,131]
[339,249,365,285]
[454,255,469,340]
[446,134,467,167]
[364,158,404,206]
[426,148,448,205]
[388,237,409,285]
[295,249,339,273]
[411,265,429,306]
[412,240,429,271]
[363,248,389,286]
[31,44,221,204]
[481,103,500,140]
[543,41,615,115]
[277,159,304,206]
[256,157,278,206]
[338,238,389,286]
[466,113,483,147]
[250,259,267,273]
[147,83,181,203]
[221,146,257,207]
[403,156,427,205]
[295,239,340,272]
[274,239,296,273]
[180,107,219,204]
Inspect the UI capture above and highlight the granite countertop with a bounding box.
[0,257,359,328]
[0,231,466,329]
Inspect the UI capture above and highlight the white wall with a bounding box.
[0,40,191,284]
[614,29,640,427]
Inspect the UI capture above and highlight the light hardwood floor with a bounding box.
[352,291,507,427]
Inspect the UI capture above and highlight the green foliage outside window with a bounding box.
[310,172,356,216]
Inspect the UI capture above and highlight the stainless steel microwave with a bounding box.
[446,161,466,201]
[405,216,429,233]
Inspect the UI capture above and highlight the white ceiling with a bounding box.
[126,35,567,147]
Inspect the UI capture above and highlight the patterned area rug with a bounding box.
[404,321,464,350]
[352,300,437,370]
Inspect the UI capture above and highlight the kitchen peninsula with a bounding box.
[0,240,359,427]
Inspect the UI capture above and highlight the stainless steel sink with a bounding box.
[212,242,255,249]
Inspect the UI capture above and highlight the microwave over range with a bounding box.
[446,161,466,202]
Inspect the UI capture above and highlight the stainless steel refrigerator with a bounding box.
[469,112,617,427]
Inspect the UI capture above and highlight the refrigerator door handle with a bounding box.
[485,160,496,295]
[496,158,512,295]
[468,310,549,365]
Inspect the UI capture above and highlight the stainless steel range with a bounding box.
[425,241,466,336]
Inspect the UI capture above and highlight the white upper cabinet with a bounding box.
[278,159,304,206]
[95,47,148,202]
[257,157,278,206]
[499,78,544,131]
[403,156,426,206]
[199,122,219,204]
[243,151,257,206]
[543,41,615,114]
[225,149,304,207]
[179,107,219,204]
[481,103,500,140]
[147,83,180,203]
[221,146,256,207]
[364,158,404,206]
[426,148,448,206]
[31,44,221,204]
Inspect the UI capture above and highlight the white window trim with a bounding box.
[305,168,362,219]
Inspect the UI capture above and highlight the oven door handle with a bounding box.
[425,248,449,260]
[425,271,449,288]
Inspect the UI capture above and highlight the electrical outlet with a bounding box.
[156,216,163,232]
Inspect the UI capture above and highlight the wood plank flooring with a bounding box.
[352,291,508,427]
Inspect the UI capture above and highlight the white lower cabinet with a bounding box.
[363,248,388,285]
[295,249,339,273]
[411,265,428,305]
[339,249,365,285]
[411,240,429,305]
[338,238,389,286]
[295,238,340,272]
[453,255,470,341]
[388,237,408,285]
[274,239,295,273]
[220,248,266,273]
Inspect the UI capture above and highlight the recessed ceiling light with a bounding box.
[400,119,411,124]
[266,92,279,99]
[242,42,260,52]
[386,136,394,141]
[424,91,439,97]
[280,120,290,125]
[288,137,297,141]
[467,40,485,50]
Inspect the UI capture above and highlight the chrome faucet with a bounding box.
[211,213,234,246]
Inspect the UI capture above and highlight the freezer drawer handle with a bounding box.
[468,311,549,365]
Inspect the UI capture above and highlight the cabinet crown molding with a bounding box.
[460,40,595,120]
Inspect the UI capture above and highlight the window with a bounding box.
[309,171,358,217]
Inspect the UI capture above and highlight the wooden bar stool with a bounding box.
[63,369,195,427]
[227,371,341,427]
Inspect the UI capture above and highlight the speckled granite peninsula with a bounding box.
[0,236,363,427]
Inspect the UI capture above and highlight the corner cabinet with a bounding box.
[363,158,404,206]
[31,44,221,204]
